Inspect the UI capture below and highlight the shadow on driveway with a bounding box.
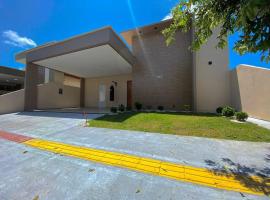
[15,111,91,120]
[93,111,218,123]
[205,158,270,195]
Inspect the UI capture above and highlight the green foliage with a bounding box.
[157,106,164,111]
[89,112,270,142]
[216,106,223,114]
[110,107,117,113]
[134,102,143,110]
[183,104,191,111]
[162,0,270,62]
[146,105,152,110]
[235,112,249,121]
[222,106,235,117]
[118,104,125,112]
[126,106,132,111]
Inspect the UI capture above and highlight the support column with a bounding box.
[24,63,39,111]
[80,78,85,108]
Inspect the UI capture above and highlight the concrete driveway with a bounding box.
[0,112,269,200]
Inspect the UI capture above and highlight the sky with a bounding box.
[0,0,269,70]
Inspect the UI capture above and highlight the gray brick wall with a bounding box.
[132,30,193,110]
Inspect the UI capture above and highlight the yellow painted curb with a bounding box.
[24,139,269,196]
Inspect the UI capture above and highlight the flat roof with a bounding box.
[15,20,173,66]
[0,66,25,85]
[16,26,135,65]
[0,66,25,77]
[16,42,57,64]
[15,27,135,78]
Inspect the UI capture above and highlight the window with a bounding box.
[45,68,50,83]
[110,85,114,101]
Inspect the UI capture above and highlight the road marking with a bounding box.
[0,130,33,143]
[23,138,269,196]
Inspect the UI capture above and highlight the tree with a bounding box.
[162,0,270,62]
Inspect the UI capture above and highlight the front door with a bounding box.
[127,81,132,108]
[99,84,106,108]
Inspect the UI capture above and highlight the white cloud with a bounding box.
[162,13,173,21]
[2,30,37,48]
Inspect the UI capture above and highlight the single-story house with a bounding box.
[10,20,270,120]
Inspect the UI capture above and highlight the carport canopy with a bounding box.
[16,27,135,78]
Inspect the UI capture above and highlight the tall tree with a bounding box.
[162,0,270,62]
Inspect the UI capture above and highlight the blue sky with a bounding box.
[0,0,269,70]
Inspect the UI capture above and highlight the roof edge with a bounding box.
[15,26,113,64]
[0,66,25,77]
[235,64,270,71]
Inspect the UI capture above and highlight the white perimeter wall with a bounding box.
[0,89,25,114]
[231,65,270,121]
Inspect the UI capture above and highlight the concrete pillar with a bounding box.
[80,78,85,108]
[24,63,39,111]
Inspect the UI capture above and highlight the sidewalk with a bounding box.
[248,117,270,130]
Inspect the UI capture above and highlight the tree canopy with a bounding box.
[162,0,270,62]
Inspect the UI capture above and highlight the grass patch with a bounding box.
[88,112,270,142]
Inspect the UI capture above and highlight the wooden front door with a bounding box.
[127,81,132,108]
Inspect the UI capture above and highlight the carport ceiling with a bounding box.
[34,44,132,78]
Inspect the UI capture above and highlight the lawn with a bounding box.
[88,112,270,142]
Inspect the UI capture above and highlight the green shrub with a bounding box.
[126,106,132,111]
[110,107,117,113]
[157,106,164,111]
[235,112,248,121]
[134,102,142,110]
[183,104,191,112]
[222,106,235,117]
[216,106,223,114]
[118,104,125,112]
[146,105,152,110]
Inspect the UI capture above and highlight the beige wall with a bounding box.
[48,69,81,87]
[49,69,65,84]
[132,30,193,110]
[53,70,65,83]
[37,82,80,109]
[85,74,132,108]
[0,89,24,114]
[231,65,270,121]
[64,75,81,88]
[193,28,230,112]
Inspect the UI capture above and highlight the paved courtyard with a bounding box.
[0,112,269,200]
